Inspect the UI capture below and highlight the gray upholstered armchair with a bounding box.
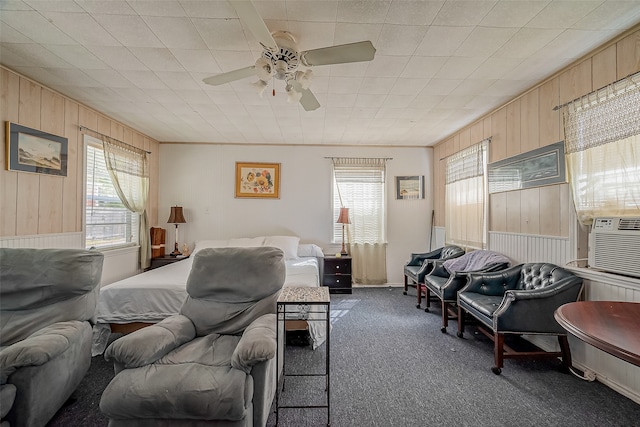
[419,250,511,333]
[403,245,464,295]
[99,246,286,427]
[0,248,104,427]
[456,263,584,375]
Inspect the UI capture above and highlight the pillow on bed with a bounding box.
[192,239,229,255]
[227,237,265,247]
[297,243,324,258]
[264,236,300,260]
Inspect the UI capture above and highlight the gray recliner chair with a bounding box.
[0,248,104,427]
[99,246,286,427]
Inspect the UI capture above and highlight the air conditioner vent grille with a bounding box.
[618,218,640,231]
[589,217,640,278]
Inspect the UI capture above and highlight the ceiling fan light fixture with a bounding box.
[251,80,269,97]
[285,84,302,103]
[254,57,274,81]
[295,70,313,89]
[274,60,289,80]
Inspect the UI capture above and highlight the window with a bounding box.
[563,73,640,225]
[331,158,386,244]
[84,137,138,249]
[445,140,489,250]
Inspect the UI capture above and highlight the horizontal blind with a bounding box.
[332,158,386,244]
[85,143,138,249]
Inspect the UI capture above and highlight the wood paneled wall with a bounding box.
[0,66,160,238]
[433,28,640,238]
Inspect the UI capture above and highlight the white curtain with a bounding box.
[445,140,488,250]
[332,157,387,285]
[102,136,151,269]
[563,73,640,225]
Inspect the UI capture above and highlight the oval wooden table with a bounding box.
[554,301,640,367]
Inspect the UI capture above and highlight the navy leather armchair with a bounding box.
[420,250,510,333]
[403,245,464,295]
[456,263,584,375]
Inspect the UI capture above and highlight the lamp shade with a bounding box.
[336,207,350,224]
[167,206,186,224]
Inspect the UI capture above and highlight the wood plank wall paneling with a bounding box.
[433,28,640,242]
[0,66,160,238]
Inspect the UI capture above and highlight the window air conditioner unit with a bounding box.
[588,217,640,278]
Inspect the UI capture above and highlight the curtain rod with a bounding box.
[552,71,640,111]
[79,126,151,154]
[324,157,393,160]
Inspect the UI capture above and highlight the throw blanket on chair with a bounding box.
[443,250,511,274]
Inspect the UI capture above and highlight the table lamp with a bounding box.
[336,207,350,255]
[167,206,186,257]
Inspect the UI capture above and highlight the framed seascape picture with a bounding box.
[396,175,425,199]
[235,162,280,198]
[488,141,565,194]
[5,122,68,176]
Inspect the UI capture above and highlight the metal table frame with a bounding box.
[276,286,331,426]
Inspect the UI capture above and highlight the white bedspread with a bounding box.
[93,255,324,355]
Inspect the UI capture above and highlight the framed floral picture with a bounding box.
[235,162,280,198]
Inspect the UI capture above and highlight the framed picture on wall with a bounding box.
[396,175,424,199]
[5,122,68,176]
[235,162,281,198]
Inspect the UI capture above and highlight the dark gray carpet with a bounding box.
[48,287,640,427]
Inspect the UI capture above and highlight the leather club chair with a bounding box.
[100,246,285,427]
[419,250,511,333]
[456,263,584,375]
[0,248,104,427]
[403,245,464,295]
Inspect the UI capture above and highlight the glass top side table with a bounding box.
[276,286,331,426]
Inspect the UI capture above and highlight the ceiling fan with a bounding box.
[203,1,377,111]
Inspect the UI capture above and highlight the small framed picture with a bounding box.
[396,175,424,199]
[235,162,280,198]
[5,122,68,176]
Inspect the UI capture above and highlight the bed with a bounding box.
[92,236,326,355]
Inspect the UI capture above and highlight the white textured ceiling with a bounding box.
[1,0,640,146]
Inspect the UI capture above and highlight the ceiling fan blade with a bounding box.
[301,41,376,67]
[290,81,321,111]
[203,66,256,86]
[230,1,278,51]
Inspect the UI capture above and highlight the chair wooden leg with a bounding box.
[457,306,465,338]
[425,287,431,309]
[558,335,572,373]
[440,300,448,332]
[416,284,422,308]
[492,333,505,375]
[403,275,408,295]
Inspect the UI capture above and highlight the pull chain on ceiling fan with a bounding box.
[202,0,377,111]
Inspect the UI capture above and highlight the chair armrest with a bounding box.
[0,320,87,383]
[459,265,522,296]
[406,248,441,266]
[232,314,276,374]
[104,315,195,369]
[427,260,449,278]
[493,277,584,333]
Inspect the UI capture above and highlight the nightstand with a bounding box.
[146,255,188,271]
[323,256,352,294]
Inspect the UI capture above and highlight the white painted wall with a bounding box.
[159,143,434,284]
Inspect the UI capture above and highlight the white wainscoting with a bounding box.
[0,232,83,249]
[488,231,575,266]
[0,232,140,285]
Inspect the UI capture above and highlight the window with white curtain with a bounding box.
[563,72,640,225]
[332,158,386,244]
[332,157,388,285]
[84,137,138,249]
[445,140,489,250]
